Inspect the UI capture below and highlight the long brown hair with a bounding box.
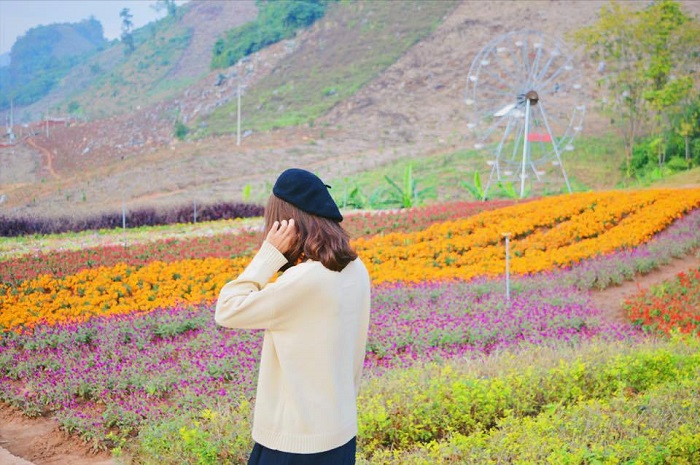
[264,194,357,272]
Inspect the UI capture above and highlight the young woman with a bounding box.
[215,168,371,465]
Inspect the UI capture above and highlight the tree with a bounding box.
[571,1,700,176]
[153,0,178,18]
[120,8,135,55]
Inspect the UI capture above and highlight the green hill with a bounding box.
[0,18,106,109]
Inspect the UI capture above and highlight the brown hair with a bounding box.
[264,194,357,272]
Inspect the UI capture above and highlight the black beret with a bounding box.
[272,168,343,222]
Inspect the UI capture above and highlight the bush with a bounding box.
[357,336,700,458]
[0,201,264,237]
[362,375,700,464]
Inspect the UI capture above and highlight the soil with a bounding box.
[0,251,698,465]
[0,405,115,465]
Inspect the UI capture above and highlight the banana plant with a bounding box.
[383,163,434,208]
[461,171,487,201]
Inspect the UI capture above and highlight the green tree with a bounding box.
[572,0,700,176]
[153,0,178,18]
[211,0,330,69]
[120,8,135,55]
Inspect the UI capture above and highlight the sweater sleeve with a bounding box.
[214,240,289,330]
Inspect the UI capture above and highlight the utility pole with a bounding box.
[237,79,241,146]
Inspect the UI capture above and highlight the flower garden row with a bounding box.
[0,274,639,452]
[1,189,699,462]
[0,199,516,283]
[2,189,699,331]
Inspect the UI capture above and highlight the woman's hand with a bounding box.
[266,219,296,254]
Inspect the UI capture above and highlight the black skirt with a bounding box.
[247,437,356,465]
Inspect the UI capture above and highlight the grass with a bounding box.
[69,18,194,118]
[327,134,628,207]
[199,0,460,136]
[648,165,700,188]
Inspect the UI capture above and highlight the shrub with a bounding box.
[0,201,264,237]
[357,336,700,457]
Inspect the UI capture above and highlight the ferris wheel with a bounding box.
[465,30,586,199]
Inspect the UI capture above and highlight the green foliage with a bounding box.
[242,184,252,202]
[495,180,520,199]
[357,335,700,461]
[211,0,331,69]
[627,100,700,180]
[130,402,253,464]
[383,163,434,209]
[120,8,135,55]
[372,377,700,464]
[174,120,189,140]
[571,0,700,177]
[0,18,106,109]
[128,337,700,463]
[461,171,486,201]
[153,0,178,18]
[336,178,384,210]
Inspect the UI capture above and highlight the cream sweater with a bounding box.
[215,241,371,454]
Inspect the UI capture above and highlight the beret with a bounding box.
[272,168,343,222]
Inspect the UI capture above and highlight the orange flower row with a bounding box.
[354,189,700,283]
[0,257,249,330]
[2,189,699,330]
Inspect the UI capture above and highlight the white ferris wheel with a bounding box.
[465,30,586,199]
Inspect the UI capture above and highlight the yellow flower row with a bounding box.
[2,189,699,329]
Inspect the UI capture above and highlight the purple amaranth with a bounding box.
[551,207,700,290]
[0,305,263,438]
[364,278,639,369]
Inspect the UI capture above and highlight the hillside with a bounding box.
[0,17,106,109]
[1,0,699,218]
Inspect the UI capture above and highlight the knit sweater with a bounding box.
[215,241,371,454]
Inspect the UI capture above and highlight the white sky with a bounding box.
[0,0,189,55]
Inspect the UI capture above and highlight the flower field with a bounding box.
[1,188,700,464]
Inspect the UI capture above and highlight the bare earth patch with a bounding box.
[0,405,115,465]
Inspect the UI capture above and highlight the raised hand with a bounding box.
[266,219,296,254]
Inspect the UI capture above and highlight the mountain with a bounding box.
[0,53,9,67]
[1,0,699,218]
[0,17,107,109]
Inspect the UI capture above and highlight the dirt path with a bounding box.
[0,406,115,465]
[1,252,698,465]
[25,137,60,180]
[589,252,700,324]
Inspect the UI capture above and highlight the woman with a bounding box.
[215,168,371,465]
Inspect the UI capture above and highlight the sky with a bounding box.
[0,0,189,55]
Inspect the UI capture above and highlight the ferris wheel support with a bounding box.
[538,101,572,194]
[520,97,532,198]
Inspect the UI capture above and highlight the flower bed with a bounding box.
[624,268,700,335]
[0,199,515,284]
[1,189,699,462]
[2,191,698,331]
[0,277,633,447]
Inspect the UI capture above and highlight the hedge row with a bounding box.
[0,201,264,237]
[126,336,700,464]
